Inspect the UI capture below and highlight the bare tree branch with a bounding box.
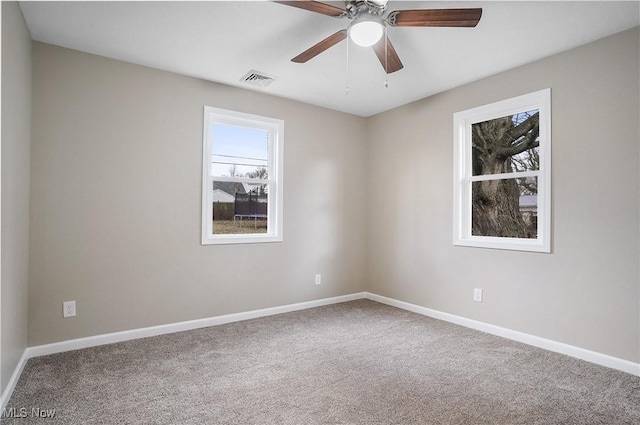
[496,121,539,158]
[507,113,539,142]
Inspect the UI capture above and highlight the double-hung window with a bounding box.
[453,89,551,252]
[201,106,284,245]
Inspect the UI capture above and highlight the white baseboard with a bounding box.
[0,350,29,410]
[364,292,640,376]
[27,292,367,358]
[2,290,637,408]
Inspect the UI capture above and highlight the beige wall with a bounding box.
[1,2,32,393]
[29,42,368,346]
[366,28,640,363]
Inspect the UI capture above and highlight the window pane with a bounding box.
[211,181,268,235]
[472,177,538,238]
[211,123,269,178]
[472,110,539,176]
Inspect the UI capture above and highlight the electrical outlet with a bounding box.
[63,301,76,318]
[315,273,322,285]
[473,288,483,303]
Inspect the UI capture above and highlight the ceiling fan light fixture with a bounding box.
[349,15,384,47]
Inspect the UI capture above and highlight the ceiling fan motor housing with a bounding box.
[346,0,387,19]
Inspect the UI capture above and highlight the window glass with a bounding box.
[210,124,269,178]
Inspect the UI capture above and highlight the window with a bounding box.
[202,106,283,245]
[453,89,551,252]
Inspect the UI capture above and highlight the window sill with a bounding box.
[454,236,550,253]
[202,234,283,245]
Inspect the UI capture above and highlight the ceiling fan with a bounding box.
[275,0,482,74]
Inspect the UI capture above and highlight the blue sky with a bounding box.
[211,123,268,177]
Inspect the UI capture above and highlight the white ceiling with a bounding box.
[19,1,640,117]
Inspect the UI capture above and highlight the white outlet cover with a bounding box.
[63,300,76,318]
[473,288,483,303]
[315,274,321,285]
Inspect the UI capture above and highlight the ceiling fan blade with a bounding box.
[274,1,346,17]
[372,36,404,74]
[388,8,482,27]
[292,29,347,63]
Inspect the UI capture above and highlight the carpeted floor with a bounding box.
[3,299,639,424]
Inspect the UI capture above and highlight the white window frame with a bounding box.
[201,106,284,245]
[453,88,551,253]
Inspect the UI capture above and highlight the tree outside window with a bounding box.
[453,89,551,253]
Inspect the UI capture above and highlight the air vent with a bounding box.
[240,70,277,87]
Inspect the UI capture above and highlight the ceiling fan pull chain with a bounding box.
[384,27,389,88]
[346,36,350,95]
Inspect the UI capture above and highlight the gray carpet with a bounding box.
[3,300,639,424]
